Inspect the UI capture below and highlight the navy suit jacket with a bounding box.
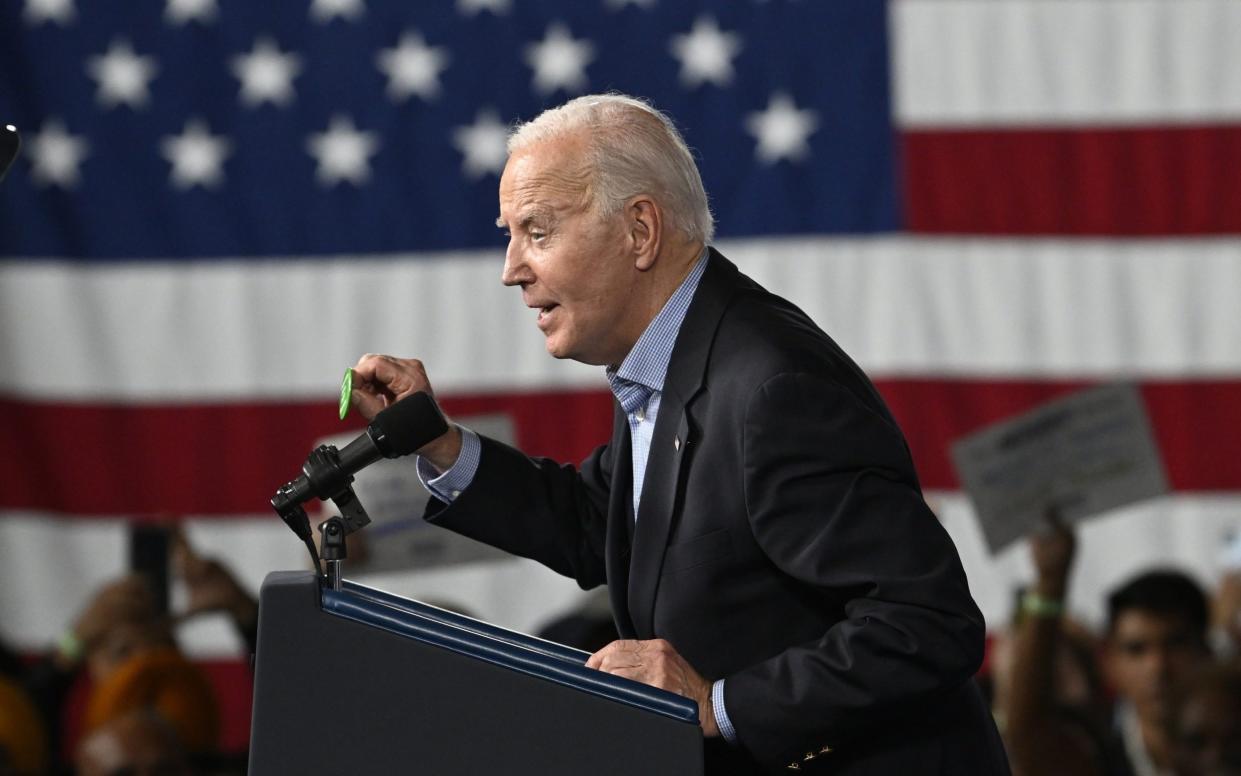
[425,249,1009,775]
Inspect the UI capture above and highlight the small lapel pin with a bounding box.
[674,436,681,451]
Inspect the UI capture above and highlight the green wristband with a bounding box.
[56,630,84,662]
[1020,592,1064,618]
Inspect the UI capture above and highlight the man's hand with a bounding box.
[587,639,719,737]
[350,354,461,471]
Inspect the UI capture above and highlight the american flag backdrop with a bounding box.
[2,0,1240,694]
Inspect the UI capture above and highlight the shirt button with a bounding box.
[635,407,645,421]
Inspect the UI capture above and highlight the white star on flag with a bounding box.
[86,39,159,110]
[24,0,75,25]
[670,16,742,88]
[27,118,89,188]
[306,115,380,187]
[376,32,450,103]
[524,23,594,96]
[232,38,303,108]
[456,0,510,15]
[164,0,217,25]
[452,109,509,179]
[310,0,364,23]
[745,92,819,164]
[160,119,231,189]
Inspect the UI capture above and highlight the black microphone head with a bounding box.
[0,125,19,183]
[368,391,449,458]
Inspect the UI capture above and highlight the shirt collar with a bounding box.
[606,248,709,396]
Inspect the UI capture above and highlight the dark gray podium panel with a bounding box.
[249,572,703,775]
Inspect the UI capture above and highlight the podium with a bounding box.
[248,571,704,774]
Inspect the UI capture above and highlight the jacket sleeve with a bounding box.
[423,434,615,590]
[724,372,986,766]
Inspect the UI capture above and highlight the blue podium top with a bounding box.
[321,579,700,725]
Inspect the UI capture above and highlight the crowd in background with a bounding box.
[1,513,1238,775]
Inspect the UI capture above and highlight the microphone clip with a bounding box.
[271,443,374,580]
[300,445,373,536]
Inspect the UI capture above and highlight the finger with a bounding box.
[594,653,646,674]
[586,639,640,670]
[349,386,389,420]
[605,666,649,683]
[586,642,615,670]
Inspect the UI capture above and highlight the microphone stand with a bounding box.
[272,444,375,586]
[320,516,347,591]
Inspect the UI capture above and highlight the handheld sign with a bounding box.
[950,383,1169,554]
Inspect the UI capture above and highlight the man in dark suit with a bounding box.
[349,94,1008,775]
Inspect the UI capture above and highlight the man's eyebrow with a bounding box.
[498,208,554,231]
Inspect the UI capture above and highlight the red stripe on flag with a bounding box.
[2,380,1237,514]
[901,126,1241,235]
[0,391,613,516]
[877,379,1241,493]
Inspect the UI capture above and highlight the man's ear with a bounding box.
[628,196,661,271]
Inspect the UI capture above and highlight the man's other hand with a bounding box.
[587,638,719,737]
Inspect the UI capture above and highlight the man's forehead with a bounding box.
[499,138,590,213]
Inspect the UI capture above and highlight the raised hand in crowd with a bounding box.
[1003,511,1106,776]
[170,526,258,652]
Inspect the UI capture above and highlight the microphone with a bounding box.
[0,125,19,183]
[271,391,449,518]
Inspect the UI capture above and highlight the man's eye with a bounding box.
[531,231,546,242]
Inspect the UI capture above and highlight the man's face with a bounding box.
[1105,610,1206,722]
[497,132,643,367]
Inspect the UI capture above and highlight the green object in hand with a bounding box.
[339,368,354,420]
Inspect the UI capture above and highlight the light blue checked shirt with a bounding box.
[417,249,738,743]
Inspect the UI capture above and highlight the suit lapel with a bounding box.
[625,249,739,638]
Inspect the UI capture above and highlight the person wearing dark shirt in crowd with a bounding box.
[1105,570,1212,776]
[1004,511,1212,776]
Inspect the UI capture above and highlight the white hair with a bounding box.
[507,93,715,244]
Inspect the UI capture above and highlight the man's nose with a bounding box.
[501,242,531,287]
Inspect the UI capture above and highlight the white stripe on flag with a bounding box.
[892,0,1241,127]
[3,493,1238,656]
[3,237,1239,400]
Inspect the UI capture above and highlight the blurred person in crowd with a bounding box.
[8,523,253,772]
[1002,511,1215,776]
[1106,569,1212,776]
[1001,514,1111,776]
[1170,661,1241,776]
[0,674,48,775]
[76,709,194,776]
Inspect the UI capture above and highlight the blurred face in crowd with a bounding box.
[498,131,651,367]
[87,619,174,683]
[1173,685,1241,776]
[1106,610,1207,722]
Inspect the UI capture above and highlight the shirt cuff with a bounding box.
[712,678,737,744]
[416,426,480,503]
